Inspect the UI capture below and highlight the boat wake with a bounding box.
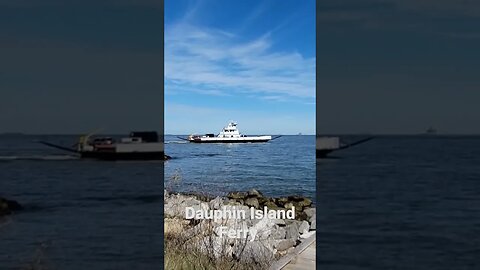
[0,155,80,161]
[165,140,189,144]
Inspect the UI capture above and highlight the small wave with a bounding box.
[81,194,162,204]
[0,155,79,161]
[191,153,222,157]
[165,140,189,144]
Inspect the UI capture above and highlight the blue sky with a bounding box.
[165,0,316,135]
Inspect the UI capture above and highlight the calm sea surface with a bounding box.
[164,135,316,198]
[0,135,162,270]
[317,135,480,269]
[4,135,476,269]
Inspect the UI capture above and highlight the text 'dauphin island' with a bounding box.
[185,206,296,241]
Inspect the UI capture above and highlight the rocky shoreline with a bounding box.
[0,197,22,217]
[164,189,316,267]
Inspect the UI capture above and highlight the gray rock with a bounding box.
[235,241,275,261]
[288,195,312,205]
[284,202,294,210]
[273,218,286,226]
[264,200,281,210]
[188,202,210,219]
[271,227,286,240]
[244,197,259,208]
[310,214,316,230]
[258,196,268,206]
[183,197,202,208]
[304,207,316,219]
[285,223,299,240]
[300,231,315,239]
[209,196,223,210]
[297,197,312,208]
[285,219,302,226]
[249,217,276,241]
[274,239,296,251]
[247,189,263,197]
[164,194,207,218]
[227,191,247,200]
[276,197,289,207]
[286,246,295,254]
[298,220,310,234]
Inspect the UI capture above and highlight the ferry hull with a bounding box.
[188,139,271,143]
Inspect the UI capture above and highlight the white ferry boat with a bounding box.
[185,121,276,143]
[39,131,169,160]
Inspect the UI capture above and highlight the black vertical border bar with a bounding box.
[160,0,165,267]
[315,0,320,268]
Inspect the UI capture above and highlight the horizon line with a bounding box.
[2,132,480,136]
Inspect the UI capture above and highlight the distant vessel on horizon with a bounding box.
[425,127,437,135]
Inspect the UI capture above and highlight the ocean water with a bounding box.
[0,135,163,270]
[5,135,474,269]
[317,135,480,269]
[164,135,316,199]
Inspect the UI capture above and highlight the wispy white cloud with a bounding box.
[165,79,231,96]
[165,21,315,101]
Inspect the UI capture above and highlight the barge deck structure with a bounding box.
[39,131,168,161]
